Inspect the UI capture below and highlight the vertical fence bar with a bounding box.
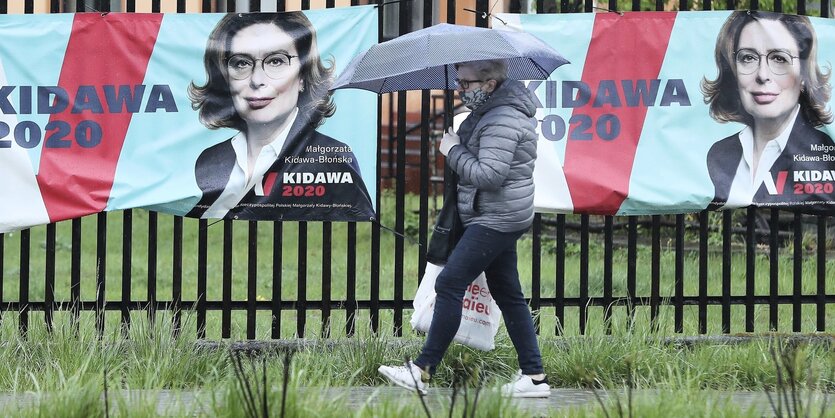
[418,0,433,279]
[371,0,384,334]
[394,91,407,335]
[745,207,756,332]
[792,212,802,332]
[346,223,357,336]
[650,216,661,331]
[555,214,565,335]
[725,0,734,11]
[222,219,233,338]
[371,9,383,332]
[122,210,133,334]
[603,216,613,334]
[418,91,430,279]
[531,214,542,333]
[197,219,208,339]
[371,180,381,334]
[71,218,82,331]
[766,211,785,334]
[325,0,338,335]
[721,210,732,333]
[817,216,827,331]
[147,212,158,325]
[96,213,107,337]
[271,222,283,339]
[698,211,708,334]
[247,221,257,340]
[40,223,55,334]
[387,95,395,178]
[579,215,589,335]
[393,0,412,338]
[19,229,30,336]
[321,222,332,339]
[297,222,308,338]
[627,216,637,328]
[476,0,488,26]
[45,224,56,332]
[172,216,183,335]
[674,214,684,333]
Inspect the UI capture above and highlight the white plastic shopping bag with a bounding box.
[410,262,502,351]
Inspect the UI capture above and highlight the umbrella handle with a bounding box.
[443,90,454,131]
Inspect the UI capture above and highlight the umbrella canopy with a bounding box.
[331,23,569,94]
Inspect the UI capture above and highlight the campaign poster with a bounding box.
[497,11,835,215]
[0,7,379,233]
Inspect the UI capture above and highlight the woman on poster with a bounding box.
[703,10,835,212]
[186,12,374,221]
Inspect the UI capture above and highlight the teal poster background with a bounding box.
[498,11,835,215]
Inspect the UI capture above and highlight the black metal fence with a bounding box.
[0,0,833,340]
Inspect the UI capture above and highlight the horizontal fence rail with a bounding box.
[0,0,833,340]
[1,210,832,339]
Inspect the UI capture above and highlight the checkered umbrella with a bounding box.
[331,23,569,93]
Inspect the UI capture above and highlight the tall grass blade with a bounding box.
[280,350,293,418]
[103,367,110,418]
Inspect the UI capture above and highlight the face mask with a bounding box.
[460,87,490,110]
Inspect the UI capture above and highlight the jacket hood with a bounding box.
[472,79,537,118]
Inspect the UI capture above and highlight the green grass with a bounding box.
[0,314,831,416]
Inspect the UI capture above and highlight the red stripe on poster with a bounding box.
[36,14,163,222]
[562,12,677,214]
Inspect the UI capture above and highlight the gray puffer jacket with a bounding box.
[447,79,537,233]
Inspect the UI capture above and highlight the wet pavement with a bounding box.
[0,387,791,416]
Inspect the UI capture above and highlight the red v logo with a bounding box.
[261,172,279,196]
[774,171,788,195]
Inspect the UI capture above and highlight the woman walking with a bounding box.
[378,59,549,398]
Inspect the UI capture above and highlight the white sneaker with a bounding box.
[378,362,428,395]
[501,370,551,398]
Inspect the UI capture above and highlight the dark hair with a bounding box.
[189,12,336,131]
[701,10,832,127]
[455,59,508,84]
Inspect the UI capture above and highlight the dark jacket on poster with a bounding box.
[186,112,374,222]
[447,79,538,232]
[707,111,835,213]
